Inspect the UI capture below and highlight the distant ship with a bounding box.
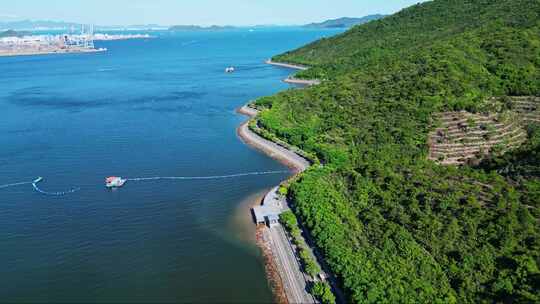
[106,176,126,188]
[225,67,235,73]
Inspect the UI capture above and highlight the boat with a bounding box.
[106,176,126,188]
[225,67,235,73]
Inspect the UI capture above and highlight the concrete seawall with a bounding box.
[265,59,309,71]
[237,106,310,173]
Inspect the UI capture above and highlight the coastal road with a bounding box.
[265,60,320,86]
[284,77,321,86]
[237,106,310,172]
[237,104,316,303]
[268,226,315,304]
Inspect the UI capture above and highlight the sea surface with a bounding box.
[0,28,342,302]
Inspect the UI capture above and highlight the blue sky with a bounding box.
[1,0,427,26]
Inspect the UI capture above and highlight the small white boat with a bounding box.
[106,176,126,188]
[225,67,235,73]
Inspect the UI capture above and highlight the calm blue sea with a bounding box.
[0,28,342,302]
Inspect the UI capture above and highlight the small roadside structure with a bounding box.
[252,204,281,227]
[266,214,280,227]
[252,186,286,227]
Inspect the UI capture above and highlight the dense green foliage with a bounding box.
[274,0,540,85]
[311,281,336,304]
[479,125,540,213]
[258,0,540,303]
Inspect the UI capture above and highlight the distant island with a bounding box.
[0,20,80,31]
[0,30,31,38]
[303,15,386,28]
[168,25,236,31]
[0,18,390,32]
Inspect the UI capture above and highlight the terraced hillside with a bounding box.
[511,96,540,124]
[429,111,527,165]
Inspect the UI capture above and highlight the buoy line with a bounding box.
[126,170,288,182]
[31,177,80,196]
[0,170,289,196]
[0,181,34,189]
[0,177,79,196]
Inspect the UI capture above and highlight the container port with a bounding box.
[0,25,151,57]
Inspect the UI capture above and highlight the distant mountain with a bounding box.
[0,20,168,31]
[169,25,236,31]
[0,29,31,38]
[96,24,169,31]
[304,15,386,28]
[0,20,81,30]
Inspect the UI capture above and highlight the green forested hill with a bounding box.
[274,0,540,82]
[254,0,540,303]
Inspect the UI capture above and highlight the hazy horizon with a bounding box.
[0,0,427,27]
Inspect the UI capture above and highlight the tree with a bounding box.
[311,282,336,304]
